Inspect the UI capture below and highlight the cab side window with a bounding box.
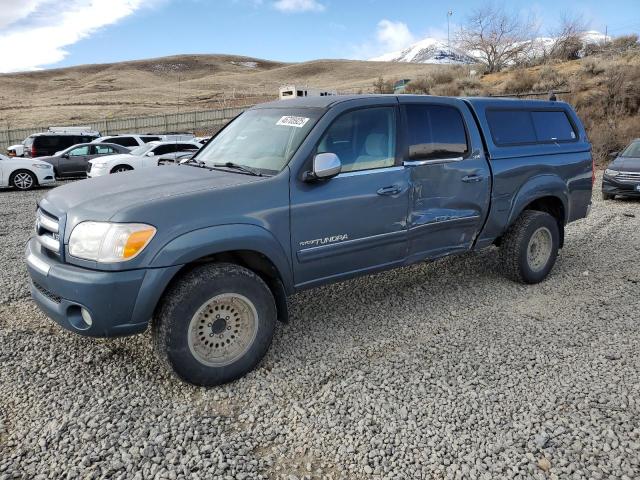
[317,107,396,173]
[110,137,139,147]
[152,145,176,155]
[405,104,468,159]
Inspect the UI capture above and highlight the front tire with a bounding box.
[10,170,37,190]
[152,263,277,387]
[500,210,560,284]
[110,165,133,174]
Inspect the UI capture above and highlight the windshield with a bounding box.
[620,141,640,158]
[194,108,321,174]
[130,144,155,156]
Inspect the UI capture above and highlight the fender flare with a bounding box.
[149,223,293,291]
[507,174,569,229]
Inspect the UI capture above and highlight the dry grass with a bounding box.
[0,54,444,129]
[1,50,638,165]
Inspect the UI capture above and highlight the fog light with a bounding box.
[81,308,93,327]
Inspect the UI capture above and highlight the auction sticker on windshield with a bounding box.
[276,116,310,128]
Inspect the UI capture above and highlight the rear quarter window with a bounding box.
[110,137,139,147]
[531,111,576,142]
[34,136,62,148]
[486,109,577,145]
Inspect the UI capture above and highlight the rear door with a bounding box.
[399,97,491,260]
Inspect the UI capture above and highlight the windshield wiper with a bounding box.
[179,158,213,169]
[213,162,263,177]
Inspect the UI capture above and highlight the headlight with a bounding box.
[69,222,156,262]
[32,164,50,169]
[92,162,106,168]
[604,169,619,177]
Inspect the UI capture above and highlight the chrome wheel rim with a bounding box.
[114,167,128,173]
[187,293,258,367]
[527,226,552,272]
[14,172,33,189]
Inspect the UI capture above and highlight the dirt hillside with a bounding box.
[0,54,441,128]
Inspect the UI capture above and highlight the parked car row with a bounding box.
[87,141,201,177]
[0,153,55,190]
[7,127,199,159]
[1,127,208,189]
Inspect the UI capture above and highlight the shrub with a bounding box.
[532,66,566,91]
[405,77,430,94]
[502,71,536,93]
[430,69,455,85]
[372,77,394,94]
[581,59,605,76]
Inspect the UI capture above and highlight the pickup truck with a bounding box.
[25,95,593,386]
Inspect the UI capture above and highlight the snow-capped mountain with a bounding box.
[370,37,476,64]
[370,31,609,64]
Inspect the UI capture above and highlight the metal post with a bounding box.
[447,10,453,62]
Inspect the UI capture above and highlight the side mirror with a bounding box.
[304,153,341,182]
[146,151,155,157]
[608,151,619,158]
[61,153,69,158]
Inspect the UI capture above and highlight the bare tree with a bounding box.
[457,4,537,73]
[548,13,589,60]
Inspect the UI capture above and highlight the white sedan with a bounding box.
[87,141,201,177]
[0,153,55,190]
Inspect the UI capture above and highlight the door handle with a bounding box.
[462,175,483,183]
[377,185,402,196]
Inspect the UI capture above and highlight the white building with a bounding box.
[279,85,337,100]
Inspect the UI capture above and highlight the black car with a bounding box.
[38,143,130,178]
[23,129,100,158]
[602,139,640,200]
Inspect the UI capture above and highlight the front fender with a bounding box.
[507,174,569,228]
[148,223,293,291]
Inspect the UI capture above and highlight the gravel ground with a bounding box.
[1,174,639,480]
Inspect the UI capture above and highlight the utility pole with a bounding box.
[447,10,453,62]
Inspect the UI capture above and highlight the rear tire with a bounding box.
[10,170,37,190]
[152,263,277,387]
[602,192,614,201]
[110,165,133,174]
[500,210,559,284]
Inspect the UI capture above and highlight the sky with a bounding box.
[0,0,638,73]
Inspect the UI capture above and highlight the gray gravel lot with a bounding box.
[1,174,639,480]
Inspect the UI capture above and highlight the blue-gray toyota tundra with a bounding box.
[25,95,593,386]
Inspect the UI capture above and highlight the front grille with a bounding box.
[33,281,62,304]
[35,208,61,255]
[613,172,640,182]
[616,171,640,182]
[86,163,92,173]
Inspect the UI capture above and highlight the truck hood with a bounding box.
[41,165,263,217]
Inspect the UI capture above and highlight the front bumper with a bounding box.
[602,176,640,197]
[25,237,181,337]
[35,170,56,185]
[86,165,107,178]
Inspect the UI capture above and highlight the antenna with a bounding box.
[447,10,453,63]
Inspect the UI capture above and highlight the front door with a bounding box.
[61,145,91,177]
[290,106,409,288]
[400,100,491,261]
